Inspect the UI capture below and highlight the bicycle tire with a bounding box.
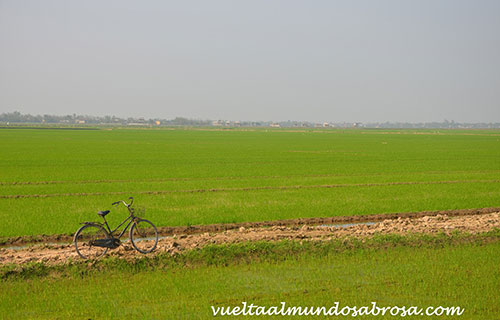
[129,219,158,254]
[74,224,110,259]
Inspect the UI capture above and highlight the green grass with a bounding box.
[1,127,499,237]
[1,232,499,319]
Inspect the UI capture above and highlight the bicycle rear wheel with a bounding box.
[74,224,109,259]
[129,219,158,254]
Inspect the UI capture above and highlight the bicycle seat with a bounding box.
[98,210,110,217]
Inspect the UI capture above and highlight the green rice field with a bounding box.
[1,127,499,319]
[1,127,499,237]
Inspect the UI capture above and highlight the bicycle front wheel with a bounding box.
[129,219,158,254]
[74,224,109,259]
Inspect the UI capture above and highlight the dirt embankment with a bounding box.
[2,207,499,247]
[0,211,499,266]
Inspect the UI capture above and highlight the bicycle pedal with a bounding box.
[110,238,122,249]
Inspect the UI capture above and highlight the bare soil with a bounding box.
[2,207,499,247]
[1,210,498,266]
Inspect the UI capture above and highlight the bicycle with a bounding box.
[74,197,158,259]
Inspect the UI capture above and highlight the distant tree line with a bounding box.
[0,111,499,128]
[0,111,212,126]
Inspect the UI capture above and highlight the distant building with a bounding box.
[270,123,280,128]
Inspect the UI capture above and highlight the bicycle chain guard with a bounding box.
[91,238,121,249]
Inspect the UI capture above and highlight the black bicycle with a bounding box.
[74,197,158,259]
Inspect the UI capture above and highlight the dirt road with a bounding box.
[1,211,498,266]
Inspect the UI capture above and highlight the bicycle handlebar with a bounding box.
[112,197,134,208]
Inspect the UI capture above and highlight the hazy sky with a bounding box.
[1,0,499,122]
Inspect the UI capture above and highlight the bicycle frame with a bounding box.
[102,214,136,239]
[101,197,138,239]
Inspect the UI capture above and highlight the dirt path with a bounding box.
[2,207,499,247]
[1,211,498,266]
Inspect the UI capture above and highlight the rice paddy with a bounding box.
[1,127,499,238]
